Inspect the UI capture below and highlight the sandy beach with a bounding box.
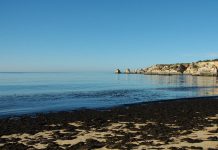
[1,0,218,149]
[0,97,218,150]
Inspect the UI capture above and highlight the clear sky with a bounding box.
[0,0,218,72]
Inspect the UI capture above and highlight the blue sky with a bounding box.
[0,0,218,72]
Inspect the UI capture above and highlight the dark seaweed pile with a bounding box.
[0,97,218,150]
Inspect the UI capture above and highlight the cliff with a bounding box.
[115,60,218,76]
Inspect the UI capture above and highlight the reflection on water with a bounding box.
[145,75,218,96]
[145,75,218,87]
[0,73,218,117]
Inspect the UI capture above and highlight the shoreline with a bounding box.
[0,97,218,149]
[1,95,218,119]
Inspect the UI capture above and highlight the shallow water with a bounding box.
[0,72,218,117]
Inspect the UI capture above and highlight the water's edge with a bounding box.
[1,95,218,119]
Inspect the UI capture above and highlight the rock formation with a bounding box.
[144,64,188,75]
[116,60,218,76]
[115,69,121,74]
[125,68,131,74]
[184,61,218,76]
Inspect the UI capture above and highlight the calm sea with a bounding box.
[0,72,218,117]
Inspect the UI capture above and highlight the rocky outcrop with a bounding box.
[184,61,218,76]
[115,69,121,74]
[134,69,145,74]
[116,60,218,76]
[125,69,131,74]
[144,64,188,75]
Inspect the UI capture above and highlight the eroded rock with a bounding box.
[120,60,218,76]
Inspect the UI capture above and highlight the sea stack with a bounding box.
[115,69,121,74]
[125,68,131,74]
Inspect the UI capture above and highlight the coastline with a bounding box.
[115,59,218,76]
[0,97,218,149]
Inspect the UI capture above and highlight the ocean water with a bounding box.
[0,72,218,117]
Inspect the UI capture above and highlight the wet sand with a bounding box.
[0,97,218,150]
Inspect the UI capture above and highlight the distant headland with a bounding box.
[115,59,218,76]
